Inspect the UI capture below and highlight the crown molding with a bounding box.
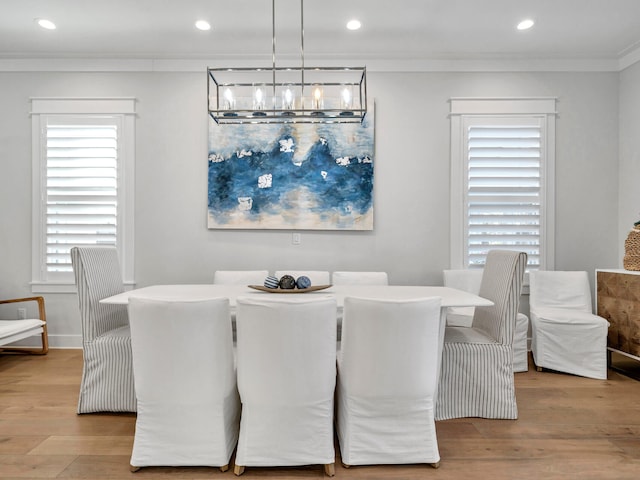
[619,45,640,71]
[0,53,637,73]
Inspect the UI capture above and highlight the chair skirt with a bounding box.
[336,388,439,465]
[531,308,609,380]
[78,326,136,413]
[235,401,335,466]
[513,313,529,373]
[436,332,517,421]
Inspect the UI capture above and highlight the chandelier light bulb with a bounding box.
[282,87,295,110]
[312,87,324,110]
[341,87,352,109]
[223,88,235,109]
[253,86,266,111]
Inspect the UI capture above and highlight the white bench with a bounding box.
[0,296,48,354]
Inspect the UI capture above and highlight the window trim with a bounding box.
[30,97,136,293]
[449,97,556,272]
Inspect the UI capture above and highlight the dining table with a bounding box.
[100,283,492,312]
[100,283,493,410]
[100,284,492,341]
[101,283,492,355]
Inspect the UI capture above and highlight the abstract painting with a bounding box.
[207,108,374,230]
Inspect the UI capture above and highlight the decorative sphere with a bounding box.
[278,274,296,289]
[264,275,280,289]
[296,275,312,289]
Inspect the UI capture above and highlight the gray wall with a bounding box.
[619,62,640,258]
[0,69,625,347]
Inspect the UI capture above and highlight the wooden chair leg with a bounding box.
[234,465,245,476]
[130,465,140,472]
[36,316,49,354]
[341,462,351,469]
[324,463,335,477]
[429,461,441,469]
[220,464,229,472]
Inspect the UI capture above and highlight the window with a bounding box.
[31,98,135,292]
[450,98,556,271]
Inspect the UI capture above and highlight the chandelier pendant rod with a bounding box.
[300,0,305,106]
[271,0,276,107]
[271,0,307,110]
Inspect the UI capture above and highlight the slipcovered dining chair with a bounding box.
[529,271,609,380]
[274,270,330,285]
[336,296,442,468]
[443,269,530,372]
[331,271,389,341]
[234,295,337,477]
[70,246,136,413]
[128,297,240,472]
[331,271,389,285]
[436,250,527,420]
[442,269,485,327]
[213,270,269,285]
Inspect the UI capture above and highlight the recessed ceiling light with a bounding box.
[346,19,361,31]
[517,19,535,30]
[35,18,56,30]
[195,20,211,31]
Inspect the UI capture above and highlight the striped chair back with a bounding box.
[472,250,527,345]
[71,246,129,342]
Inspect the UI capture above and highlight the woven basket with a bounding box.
[624,226,640,271]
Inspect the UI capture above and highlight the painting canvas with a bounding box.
[207,108,374,230]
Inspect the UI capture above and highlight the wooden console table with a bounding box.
[596,269,640,362]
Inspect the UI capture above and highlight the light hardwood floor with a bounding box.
[1,349,639,479]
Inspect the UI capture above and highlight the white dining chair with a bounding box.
[442,269,484,327]
[128,297,240,471]
[213,270,269,285]
[436,250,527,420]
[443,268,530,372]
[70,246,136,413]
[331,271,389,285]
[336,296,442,468]
[331,271,390,342]
[213,270,269,343]
[274,270,330,285]
[529,271,609,380]
[234,295,337,477]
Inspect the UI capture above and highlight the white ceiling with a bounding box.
[2,0,640,71]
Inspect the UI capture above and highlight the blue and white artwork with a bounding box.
[207,109,374,230]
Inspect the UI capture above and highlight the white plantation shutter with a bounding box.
[31,98,135,292]
[466,121,542,268]
[450,98,556,272]
[46,121,119,273]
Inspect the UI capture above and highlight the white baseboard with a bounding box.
[2,334,82,349]
[48,334,83,349]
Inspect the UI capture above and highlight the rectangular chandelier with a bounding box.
[208,66,367,124]
[207,0,367,125]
